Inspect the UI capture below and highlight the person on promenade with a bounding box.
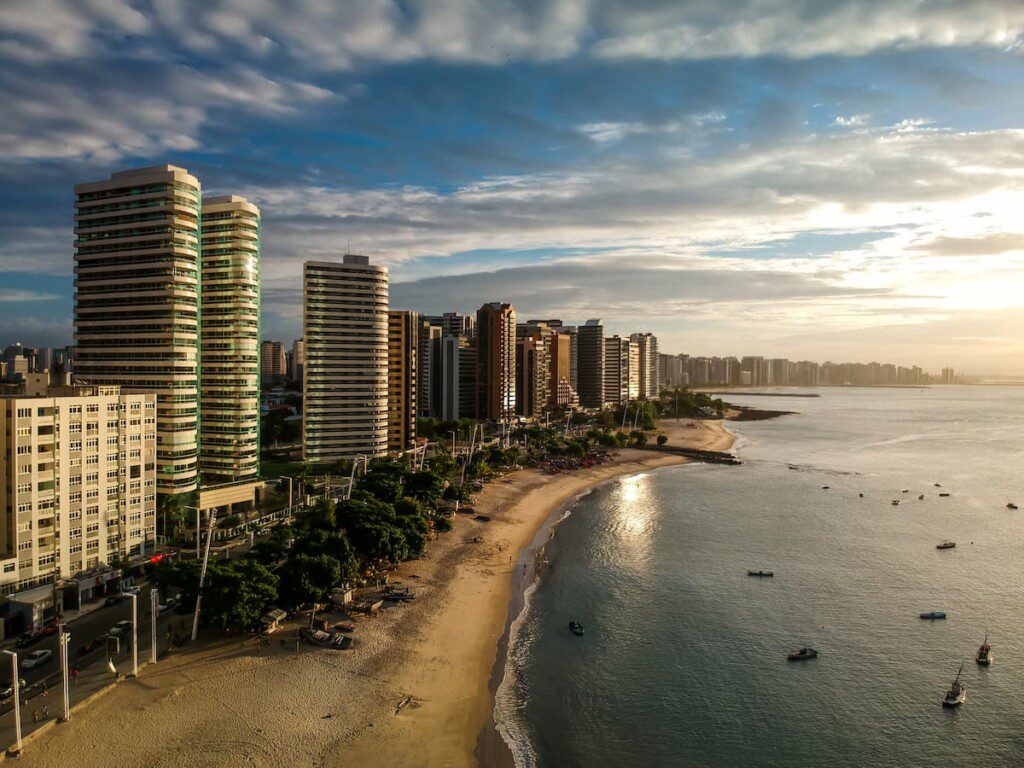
[32,709,39,723]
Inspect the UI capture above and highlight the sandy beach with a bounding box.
[17,419,735,768]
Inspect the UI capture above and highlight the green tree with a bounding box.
[278,554,341,607]
[203,559,279,629]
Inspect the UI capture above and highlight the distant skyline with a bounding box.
[2,2,1024,373]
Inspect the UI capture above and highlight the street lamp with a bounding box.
[57,626,70,721]
[150,588,159,664]
[2,649,21,754]
[184,504,200,557]
[128,592,139,677]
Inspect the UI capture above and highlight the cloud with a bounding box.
[910,232,1024,256]
[834,114,871,127]
[0,288,58,302]
[592,0,1024,61]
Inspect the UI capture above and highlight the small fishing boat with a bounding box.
[934,483,942,488]
[942,663,966,707]
[787,647,817,661]
[918,494,925,500]
[891,499,901,506]
[822,486,830,490]
[939,492,951,497]
[747,570,774,577]
[976,633,992,666]
[1007,502,1019,510]
[920,611,947,620]
[569,621,584,636]
[858,493,864,498]
[902,489,909,494]
[936,540,956,550]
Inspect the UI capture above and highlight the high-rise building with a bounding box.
[289,339,305,383]
[417,319,442,418]
[603,337,632,407]
[516,333,549,419]
[387,310,418,452]
[73,165,201,497]
[303,256,389,462]
[199,195,261,486]
[0,383,157,597]
[548,331,576,408]
[577,319,606,409]
[426,312,475,339]
[630,332,659,399]
[475,302,517,421]
[261,341,287,386]
[435,335,476,420]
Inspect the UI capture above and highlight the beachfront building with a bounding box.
[387,310,419,452]
[630,332,659,399]
[604,336,640,406]
[303,256,389,462]
[261,341,287,386]
[434,335,477,420]
[416,319,442,419]
[577,319,606,409]
[515,332,549,419]
[73,165,201,498]
[0,382,157,598]
[199,195,261,486]
[475,302,517,421]
[425,312,475,339]
[289,339,305,383]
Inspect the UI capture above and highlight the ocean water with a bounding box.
[497,386,1024,767]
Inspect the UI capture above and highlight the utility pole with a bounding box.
[191,510,217,641]
[128,592,138,677]
[3,650,21,754]
[58,628,70,721]
[150,588,159,664]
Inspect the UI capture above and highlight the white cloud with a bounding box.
[834,113,871,127]
[0,288,58,302]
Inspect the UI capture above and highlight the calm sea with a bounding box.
[496,386,1024,767]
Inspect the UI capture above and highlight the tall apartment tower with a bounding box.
[303,256,389,462]
[261,341,287,385]
[199,195,261,485]
[577,319,606,409]
[629,332,659,399]
[289,339,306,383]
[475,302,517,421]
[603,337,630,406]
[73,165,201,497]
[0,383,157,597]
[515,333,549,419]
[416,319,442,418]
[387,310,419,452]
[436,335,477,420]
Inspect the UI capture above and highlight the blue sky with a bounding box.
[2,1,1024,372]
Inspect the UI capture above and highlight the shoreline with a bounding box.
[15,419,735,768]
[479,417,738,768]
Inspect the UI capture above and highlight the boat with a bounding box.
[569,621,584,636]
[1008,502,1019,510]
[936,540,956,550]
[942,663,967,707]
[918,494,925,500]
[939,492,951,497]
[891,499,901,506]
[787,647,818,661]
[902,489,909,494]
[858,493,864,498]
[821,486,830,490]
[920,611,947,620]
[747,570,774,577]
[976,633,993,666]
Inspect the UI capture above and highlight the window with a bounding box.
[16,407,31,418]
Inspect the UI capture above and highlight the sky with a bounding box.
[2,1,1024,374]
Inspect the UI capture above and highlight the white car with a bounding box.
[124,585,142,596]
[108,620,133,638]
[21,649,53,670]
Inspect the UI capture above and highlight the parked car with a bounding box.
[157,596,178,614]
[0,678,26,700]
[104,593,126,607]
[124,585,142,596]
[108,620,133,638]
[40,623,59,636]
[14,630,43,649]
[20,649,53,670]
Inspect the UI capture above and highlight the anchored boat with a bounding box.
[787,647,818,661]
[569,621,584,636]
[976,633,993,666]
[747,570,774,577]
[942,663,967,707]
[920,611,947,620]
[936,540,956,550]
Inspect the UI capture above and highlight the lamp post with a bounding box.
[2,650,21,754]
[128,592,138,677]
[150,588,159,664]
[57,626,70,721]
[184,504,200,557]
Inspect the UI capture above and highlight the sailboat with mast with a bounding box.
[942,662,967,707]
[976,633,993,666]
